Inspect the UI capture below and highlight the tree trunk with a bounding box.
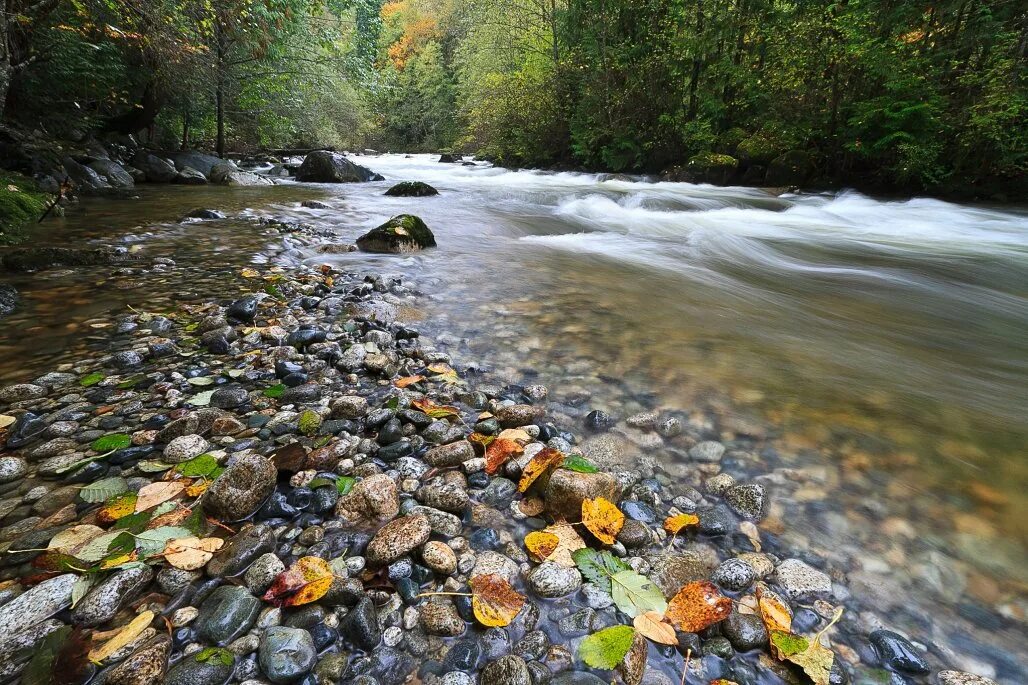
[687,0,706,120]
[181,109,190,150]
[215,21,226,158]
[0,7,10,121]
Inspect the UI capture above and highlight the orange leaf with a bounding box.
[411,398,460,419]
[665,581,732,632]
[524,531,560,562]
[663,513,700,535]
[517,447,565,492]
[633,610,678,645]
[184,480,210,497]
[581,496,625,545]
[756,582,793,657]
[394,375,425,388]
[469,432,496,449]
[485,438,524,475]
[262,556,334,607]
[470,573,525,627]
[134,481,186,513]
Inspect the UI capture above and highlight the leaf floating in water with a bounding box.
[174,454,220,478]
[336,476,356,495]
[665,581,732,632]
[186,389,216,406]
[633,610,678,645]
[582,496,625,544]
[262,556,334,607]
[470,573,525,627]
[529,522,586,567]
[578,625,636,670]
[194,647,235,667]
[394,374,424,388]
[663,513,700,534]
[611,569,667,618]
[756,582,793,650]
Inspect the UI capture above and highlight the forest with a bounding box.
[0,0,1025,197]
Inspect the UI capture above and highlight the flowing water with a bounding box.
[2,154,1027,679]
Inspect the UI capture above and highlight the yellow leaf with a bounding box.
[97,492,138,524]
[470,573,525,627]
[663,513,699,535]
[394,375,425,388]
[134,481,186,513]
[241,267,260,278]
[99,551,137,569]
[535,522,586,567]
[411,398,460,419]
[633,610,678,645]
[496,428,531,443]
[517,447,564,492]
[426,362,453,374]
[89,610,154,663]
[757,581,793,657]
[164,536,224,570]
[524,531,560,562]
[262,556,334,607]
[581,497,625,545]
[184,480,210,497]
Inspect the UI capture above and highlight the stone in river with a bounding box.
[544,468,619,520]
[424,440,474,467]
[869,629,930,675]
[226,295,259,323]
[102,635,171,685]
[689,440,725,462]
[72,564,154,626]
[0,574,75,641]
[259,626,317,683]
[163,434,210,463]
[195,585,262,645]
[773,558,832,599]
[712,557,757,591]
[366,514,431,565]
[724,483,766,520]
[0,382,46,403]
[480,655,531,685]
[295,151,383,183]
[335,472,399,521]
[339,596,381,649]
[419,601,466,637]
[207,523,278,577]
[0,456,28,484]
[384,181,439,197]
[550,672,608,685]
[937,672,998,685]
[165,652,234,685]
[721,609,768,651]
[202,452,277,522]
[494,403,543,427]
[210,385,248,410]
[527,562,582,598]
[356,215,436,254]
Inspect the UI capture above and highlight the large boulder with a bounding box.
[765,150,814,187]
[355,215,436,254]
[385,181,438,197]
[170,150,231,177]
[0,246,134,272]
[210,163,274,187]
[438,153,462,163]
[686,152,738,185]
[62,157,111,193]
[131,151,178,183]
[88,159,135,188]
[174,166,208,185]
[295,151,383,183]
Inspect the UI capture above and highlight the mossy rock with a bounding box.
[355,215,436,254]
[687,152,738,184]
[717,127,748,154]
[384,181,439,197]
[0,172,51,243]
[736,133,785,165]
[766,150,814,186]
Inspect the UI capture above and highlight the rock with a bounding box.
[411,505,463,538]
[424,440,475,467]
[0,246,134,272]
[721,609,768,651]
[416,480,469,513]
[578,433,632,468]
[420,601,465,636]
[339,596,381,649]
[0,382,47,402]
[869,630,930,675]
[712,558,756,591]
[63,157,111,192]
[773,559,832,599]
[689,441,725,462]
[195,585,262,645]
[244,552,285,594]
[438,154,463,163]
[210,385,248,410]
[336,473,399,521]
[551,673,607,685]
[207,524,277,577]
[494,404,543,427]
[102,636,170,685]
[356,215,436,254]
[724,483,766,520]
[295,151,383,183]
[301,200,329,209]
[163,434,210,463]
[648,553,714,597]
[765,150,813,186]
[937,672,997,685]
[481,655,531,685]
[617,519,651,548]
[202,453,277,522]
[88,159,135,188]
[227,295,258,323]
[0,574,75,641]
[180,208,226,221]
[472,551,520,582]
[72,564,154,626]
[384,181,439,197]
[0,456,28,483]
[421,540,457,575]
[210,164,274,186]
[544,469,619,520]
[170,151,230,177]
[617,633,647,685]
[527,562,582,598]
[366,514,432,565]
[174,167,208,185]
[165,652,234,685]
[259,626,317,683]
[132,151,178,182]
[0,283,17,318]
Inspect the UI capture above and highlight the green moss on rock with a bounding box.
[355,214,436,254]
[0,172,51,243]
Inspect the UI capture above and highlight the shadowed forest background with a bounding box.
[0,0,1025,197]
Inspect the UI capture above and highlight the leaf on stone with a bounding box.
[298,409,322,436]
[611,570,668,618]
[136,526,193,557]
[80,372,105,387]
[769,606,843,685]
[195,647,235,667]
[186,389,216,407]
[47,525,105,553]
[72,575,97,608]
[663,513,700,535]
[91,433,132,453]
[524,531,560,562]
[581,496,625,545]
[32,550,88,573]
[134,481,186,512]
[578,625,636,670]
[263,556,334,607]
[756,582,793,650]
[665,581,733,632]
[496,428,531,443]
[97,492,138,524]
[633,610,678,645]
[264,383,286,398]
[394,375,424,388]
[0,414,15,429]
[411,398,460,419]
[174,454,220,478]
[468,432,495,449]
[563,454,599,473]
[79,477,129,504]
[470,573,525,627]
[532,522,586,567]
[164,536,224,570]
[88,610,155,664]
[517,447,565,492]
[336,476,356,495]
[485,438,523,475]
[572,548,630,594]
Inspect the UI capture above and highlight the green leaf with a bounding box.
[308,477,335,489]
[77,531,131,563]
[182,506,207,535]
[186,389,216,406]
[264,383,286,398]
[384,396,399,409]
[137,460,174,473]
[117,376,145,389]
[80,372,104,387]
[298,409,322,436]
[578,625,636,670]
[91,433,132,452]
[79,477,128,503]
[572,548,630,594]
[22,625,71,685]
[71,575,96,608]
[112,511,151,533]
[771,631,809,656]
[313,434,332,447]
[195,647,235,667]
[336,476,356,495]
[136,526,193,557]
[611,570,668,618]
[175,454,219,478]
[563,455,599,473]
[265,284,284,299]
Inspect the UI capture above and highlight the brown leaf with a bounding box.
[262,556,334,607]
[88,610,154,663]
[633,610,678,645]
[663,513,700,535]
[411,398,460,419]
[470,573,525,627]
[665,581,733,632]
[394,375,425,388]
[581,496,625,545]
[496,428,531,443]
[164,536,224,570]
[517,447,565,492]
[134,481,186,513]
[485,438,524,475]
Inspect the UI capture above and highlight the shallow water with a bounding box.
[2,155,1027,680]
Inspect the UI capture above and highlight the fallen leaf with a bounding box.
[740,520,762,551]
[241,267,260,278]
[663,513,700,535]
[524,531,560,562]
[562,454,599,473]
[533,522,586,567]
[47,525,105,554]
[518,447,565,492]
[97,492,138,524]
[579,625,636,670]
[572,548,630,594]
[0,414,15,429]
[411,398,460,419]
[665,581,732,632]
[470,573,525,627]
[136,526,193,557]
[164,536,225,570]
[184,480,210,497]
[485,438,523,475]
[79,477,129,504]
[394,375,425,388]
[633,610,678,645]
[91,434,132,453]
[769,606,843,685]
[757,582,793,649]
[496,428,531,443]
[468,432,496,449]
[134,481,186,512]
[88,610,154,663]
[612,569,668,618]
[582,496,625,544]
[262,556,334,607]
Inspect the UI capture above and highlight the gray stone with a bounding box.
[648,553,714,597]
[424,440,474,467]
[132,151,178,182]
[471,551,520,582]
[721,610,768,651]
[165,652,234,685]
[0,574,75,641]
[259,626,317,683]
[421,541,457,575]
[712,558,756,591]
[335,473,398,521]
[295,151,383,183]
[196,586,262,645]
[101,635,170,685]
[202,453,276,521]
[207,524,277,577]
[163,434,210,463]
[410,505,463,537]
[419,601,465,637]
[72,565,154,626]
[244,553,285,595]
[416,480,469,513]
[210,385,248,409]
[0,456,28,484]
[937,672,997,685]
[689,441,725,462]
[494,404,543,427]
[366,514,431,565]
[0,383,46,403]
[773,559,832,599]
[724,483,766,520]
[527,562,582,598]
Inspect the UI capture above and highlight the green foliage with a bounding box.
[0,173,49,242]
[578,625,636,669]
[91,434,133,453]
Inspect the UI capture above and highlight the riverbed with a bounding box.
[2,154,1026,681]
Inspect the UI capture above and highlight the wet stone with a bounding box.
[724,483,766,520]
[528,562,582,598]
[102,635,170,685]
[259,626,317,683]
[366,514,431,565]
[210,385,249,409]
[196,585,262,645]
[0,456,29,483]
[712,558,757,591]
[163,434,210,463]
[0,574,75,641]
[72,565,154,627]
[481,655,532,685]
[202,453,277,521]
[722,609,768,651]
[207,524,278,577]
[937,672,998,685]
[774,558,832,599]
[689,441,725,463]
[245,552,286,594]
[869,630,930,675]
[420,601,465,637]
[166,653,234,685]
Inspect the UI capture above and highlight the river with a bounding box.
[2,153,1027,680]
